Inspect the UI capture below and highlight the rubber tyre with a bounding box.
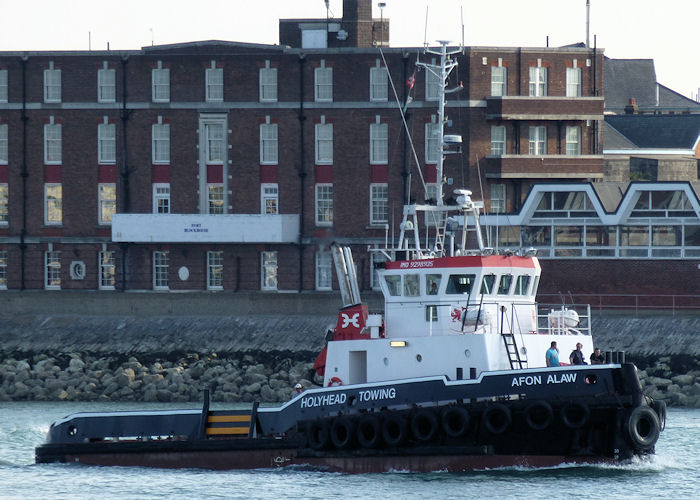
[356,415,382,449]
[651,400,667,432]
[381,413,408,447]
[410,409,439,442]
[440,406,470,438]
[626,406,661,451]
[524,400,554,431]
[561,401,590,429]
[307,420,330,450]
[483,403,512,435]
[330,416,356,449]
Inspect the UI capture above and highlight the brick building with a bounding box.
[3,0,695,297]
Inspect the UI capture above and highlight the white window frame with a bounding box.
[370,63,388,102]
[315,183,333,226]
[566,126,581,156]
[44,183,62,225]
[529,126,547,155]
[259,64,277,102]
[152,250,169,290]
[370,183,388,225]
[44,123,61,164]
[152,122,170,164]
[370,121,388,164]
[425,58,439,101]
[425,121,439,164]
[315,122,333,164]
[44,67,61,103]
[491,184,506,214]
[370,250,386,290]
[261,183,279,214]
[98,122,116,164]
[529,66,548,97]
[491,66,507,96]
[152,64,170,103]
[0,249,7,289]
[314,63,333,102]
[261,251,278,291]
[208,183,224,214]
[45,250,61,290]
[153,183,171,214]
[98,183,116,225]
[98,250,116,290]
[0,183,8,225]
[260,122,278,164]
[205,122,225,164]
[207,250,224,290]
[206,65,224,102]
[315,251,333,290]
[0,69,8,103]
[97,65,116,103]
[491,125,506,155]
[0,124,7,164]
[566,67,582,97]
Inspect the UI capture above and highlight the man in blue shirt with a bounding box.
[546,341,560,367]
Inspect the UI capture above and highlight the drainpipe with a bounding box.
[118,55,130,291]
[401,53,410,205]
[297,54,307,292]
[19,55,28,290]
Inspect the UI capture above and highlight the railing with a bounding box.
[536,303,592,336]
[537,293,700,315]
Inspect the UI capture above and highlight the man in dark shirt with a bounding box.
[590,347,605,364]
[569,343,586,365]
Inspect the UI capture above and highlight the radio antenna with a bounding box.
[461,6,465,50]
[423,5,429,47]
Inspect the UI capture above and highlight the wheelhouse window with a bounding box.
[370,250,386,291]
[480,274,496,294]
[384,275,401,296]
[514,275,531,295]
[403,274,419,297]
[497,274,513,295]
[426,274,441,295]
[446,274,476,295]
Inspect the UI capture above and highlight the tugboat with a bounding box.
[35,43,665,472]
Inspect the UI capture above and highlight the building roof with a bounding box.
[604,58,657,111]
[605,114,700,150]
[658,84,700,112]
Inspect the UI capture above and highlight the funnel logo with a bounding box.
[341,313,360,329]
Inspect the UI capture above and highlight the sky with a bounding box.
[3,0,699,99]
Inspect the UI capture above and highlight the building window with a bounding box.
[370,63,388,101]
[315,184,333,226]
[0,183,7,224]
[152,64,170,102]
[261,251,277,290]
[44,123,61,164]
[529,126,547,155]
[566,67,582,97]
[153,251,169,290]
[491,66,507,96]
[0,69,7,102]
[207,250,223,290]
[370,184,388,225]
[528,66,547,97]
[425,121,439,164]
[45,250,60,289]
[152,122,170,164]
[0,124,7,163]
[97,65,116,103]
[491,184,506,214]
[205,123,225,164]
[315,63,333,102]
[153,183,170,214]
[259,64,277,102]
[260,122,278,164]
[425,59,439,101]
[99,250,115,290]
[44,184,62,225]
[261,183,278,214]
[99,183,116,225]
[315,121,333,164]
[491,125,506,155]
[0,250,7,289]
[44,66,61,103]
[370,121,388,164]
[566,126,581,155]
[315,251,333,290]
[208,184,224,214]
[206,65,223,102]
[370,251,386,290]
[98,122,116,164]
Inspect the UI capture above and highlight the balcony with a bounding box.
[486,96,604,121]
[112,214,300,243]
[484,155,604,179]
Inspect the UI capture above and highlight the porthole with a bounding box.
[416,354,422,362]
[383,357,389,366]
[464,349,471,359]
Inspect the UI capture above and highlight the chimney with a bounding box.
[624,98,639,115]
[342,0,375,47]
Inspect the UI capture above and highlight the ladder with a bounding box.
[502,333,528,370]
